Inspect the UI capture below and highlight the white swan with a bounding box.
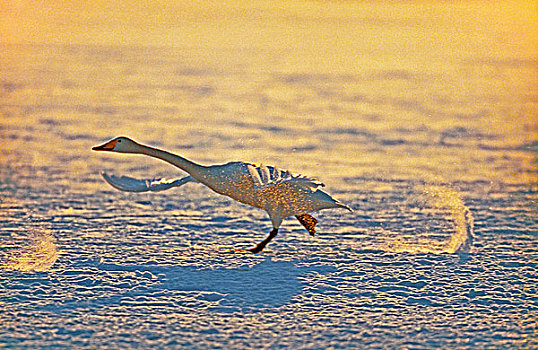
[93,136,352,253]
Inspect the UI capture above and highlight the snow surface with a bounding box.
[1,2,537,348]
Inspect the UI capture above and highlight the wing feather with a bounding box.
[246,164,324,192]
[101,172,196,192]
[260,164,271,184]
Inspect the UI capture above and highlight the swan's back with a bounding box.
[198,162,347,216]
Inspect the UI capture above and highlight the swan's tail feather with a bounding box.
[101,172,196,192]
[337,202,353,212]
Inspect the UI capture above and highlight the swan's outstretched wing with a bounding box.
[246,164,325,192]
[101,172,197,192]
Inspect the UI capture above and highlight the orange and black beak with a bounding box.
[92,140,118,151]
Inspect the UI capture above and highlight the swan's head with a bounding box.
[92,136,141,153]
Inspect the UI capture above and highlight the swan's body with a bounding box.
[93,136,351,253]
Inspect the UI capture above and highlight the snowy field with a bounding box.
[0,1,536,348]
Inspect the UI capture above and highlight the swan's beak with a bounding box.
[92,140,118,151]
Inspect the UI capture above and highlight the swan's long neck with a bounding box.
[137,144,206,178]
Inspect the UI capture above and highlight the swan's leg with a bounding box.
[248,228,278,253]
[296,214,318,236]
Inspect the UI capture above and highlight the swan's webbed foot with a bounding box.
[296,214,318,236]
[248,243,267,254]
[233,228,278,254]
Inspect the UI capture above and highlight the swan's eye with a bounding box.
[118,140,122,143]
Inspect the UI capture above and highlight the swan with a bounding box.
[92,136,352,253]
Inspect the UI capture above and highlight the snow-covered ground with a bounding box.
[1,1,536,348]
